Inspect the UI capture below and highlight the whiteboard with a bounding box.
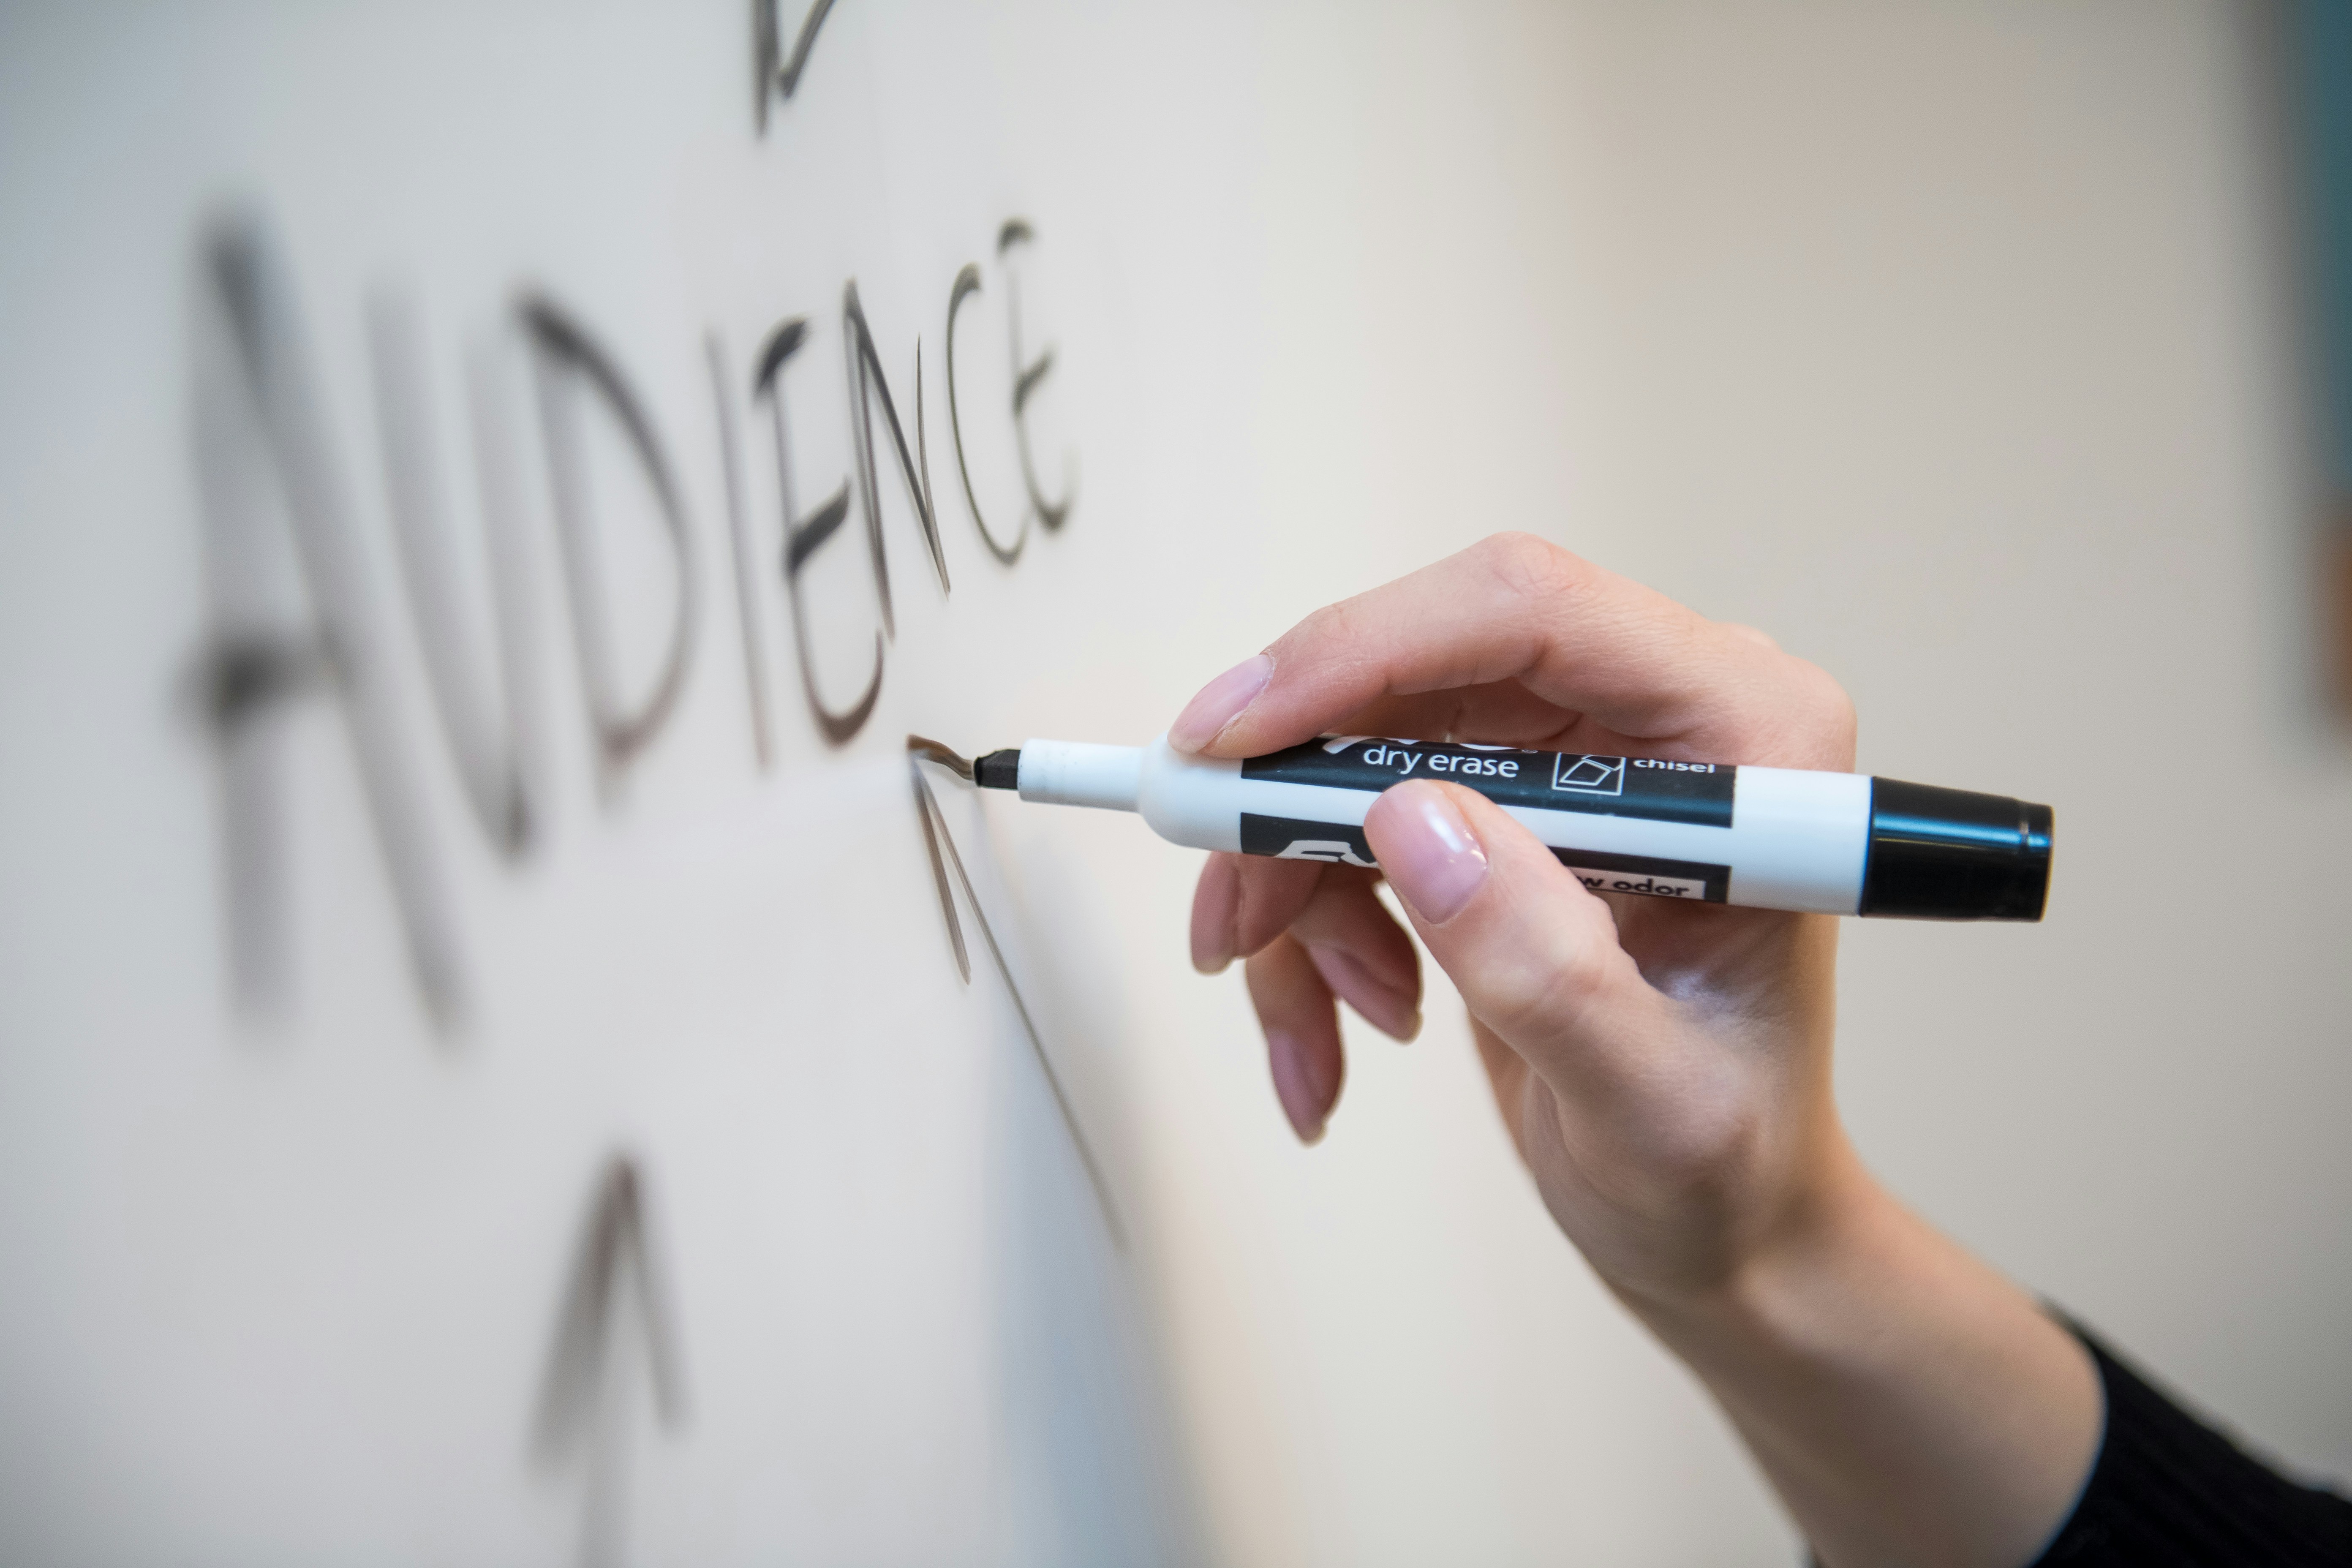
[0,3,1197,1561]
[11,3,2348,1565]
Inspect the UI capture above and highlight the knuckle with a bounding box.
[1279,594,1370,664]
[1711,625,1857,766]
[1473,531,1587,605]
[1790,659,1858,760]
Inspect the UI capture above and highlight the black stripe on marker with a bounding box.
[1237,814,1731,903]
[1241,738,1735,828]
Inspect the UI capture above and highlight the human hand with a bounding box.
[1176,534,2102,1565]
[1174,531,1857,1303]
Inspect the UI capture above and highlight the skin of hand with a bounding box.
[1172,533,2101,1568]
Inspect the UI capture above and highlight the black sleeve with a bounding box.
[2025,1324,2352,1566]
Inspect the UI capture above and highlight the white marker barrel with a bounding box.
[979,735,2051,920]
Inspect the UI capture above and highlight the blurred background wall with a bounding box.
[0,2,2345,1565]
[1078,1,2352,1560]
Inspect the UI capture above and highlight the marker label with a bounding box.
[996,737,2049,920]
[1241,737,1736,828]
[1238,813,1731,902]
[1553,847,1729,903]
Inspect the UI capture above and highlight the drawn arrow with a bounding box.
[533,1154,687,1568]
[909,738,1125,1247]
[756,0,840,130]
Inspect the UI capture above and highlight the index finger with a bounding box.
[1170,533,1854,771]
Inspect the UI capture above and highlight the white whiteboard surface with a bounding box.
[7,3,2351,1566]
[0,3,1190,1561]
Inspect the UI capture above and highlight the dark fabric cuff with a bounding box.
[2024,1321,2352,1566]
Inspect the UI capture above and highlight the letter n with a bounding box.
[842,280,949,636]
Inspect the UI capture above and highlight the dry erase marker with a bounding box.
[974,735,2051,920]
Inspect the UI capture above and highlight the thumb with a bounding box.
[1362,780,1666,1093]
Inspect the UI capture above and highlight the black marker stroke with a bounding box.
[843,280,948,637]
[908,738,1124,1248]
[998,221,1073,533]
[534,1153,687,1568]
[521,294,700,779]
[189,212,466,1026]
[707,334,774,768]
[945,263,1024,565]
[756,315,880,745]
[754,0,839,131]
[367,290,539,855]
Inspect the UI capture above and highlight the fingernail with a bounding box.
[1307,945,1421,1043]
[1170,654,1273,753]
[1190,856,1240,974]
[1266,1030,1328,1145]
[1375,786,1489,925]
[1192,906,1236,974]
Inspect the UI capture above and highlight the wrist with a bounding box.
[1605,1135,2102,1568]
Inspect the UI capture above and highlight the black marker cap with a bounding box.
[975,749,1023,791]
[1859,778,2053,921]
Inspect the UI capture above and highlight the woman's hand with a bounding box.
[1176,531,1853,1299]
[1173,533,2099,1568]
